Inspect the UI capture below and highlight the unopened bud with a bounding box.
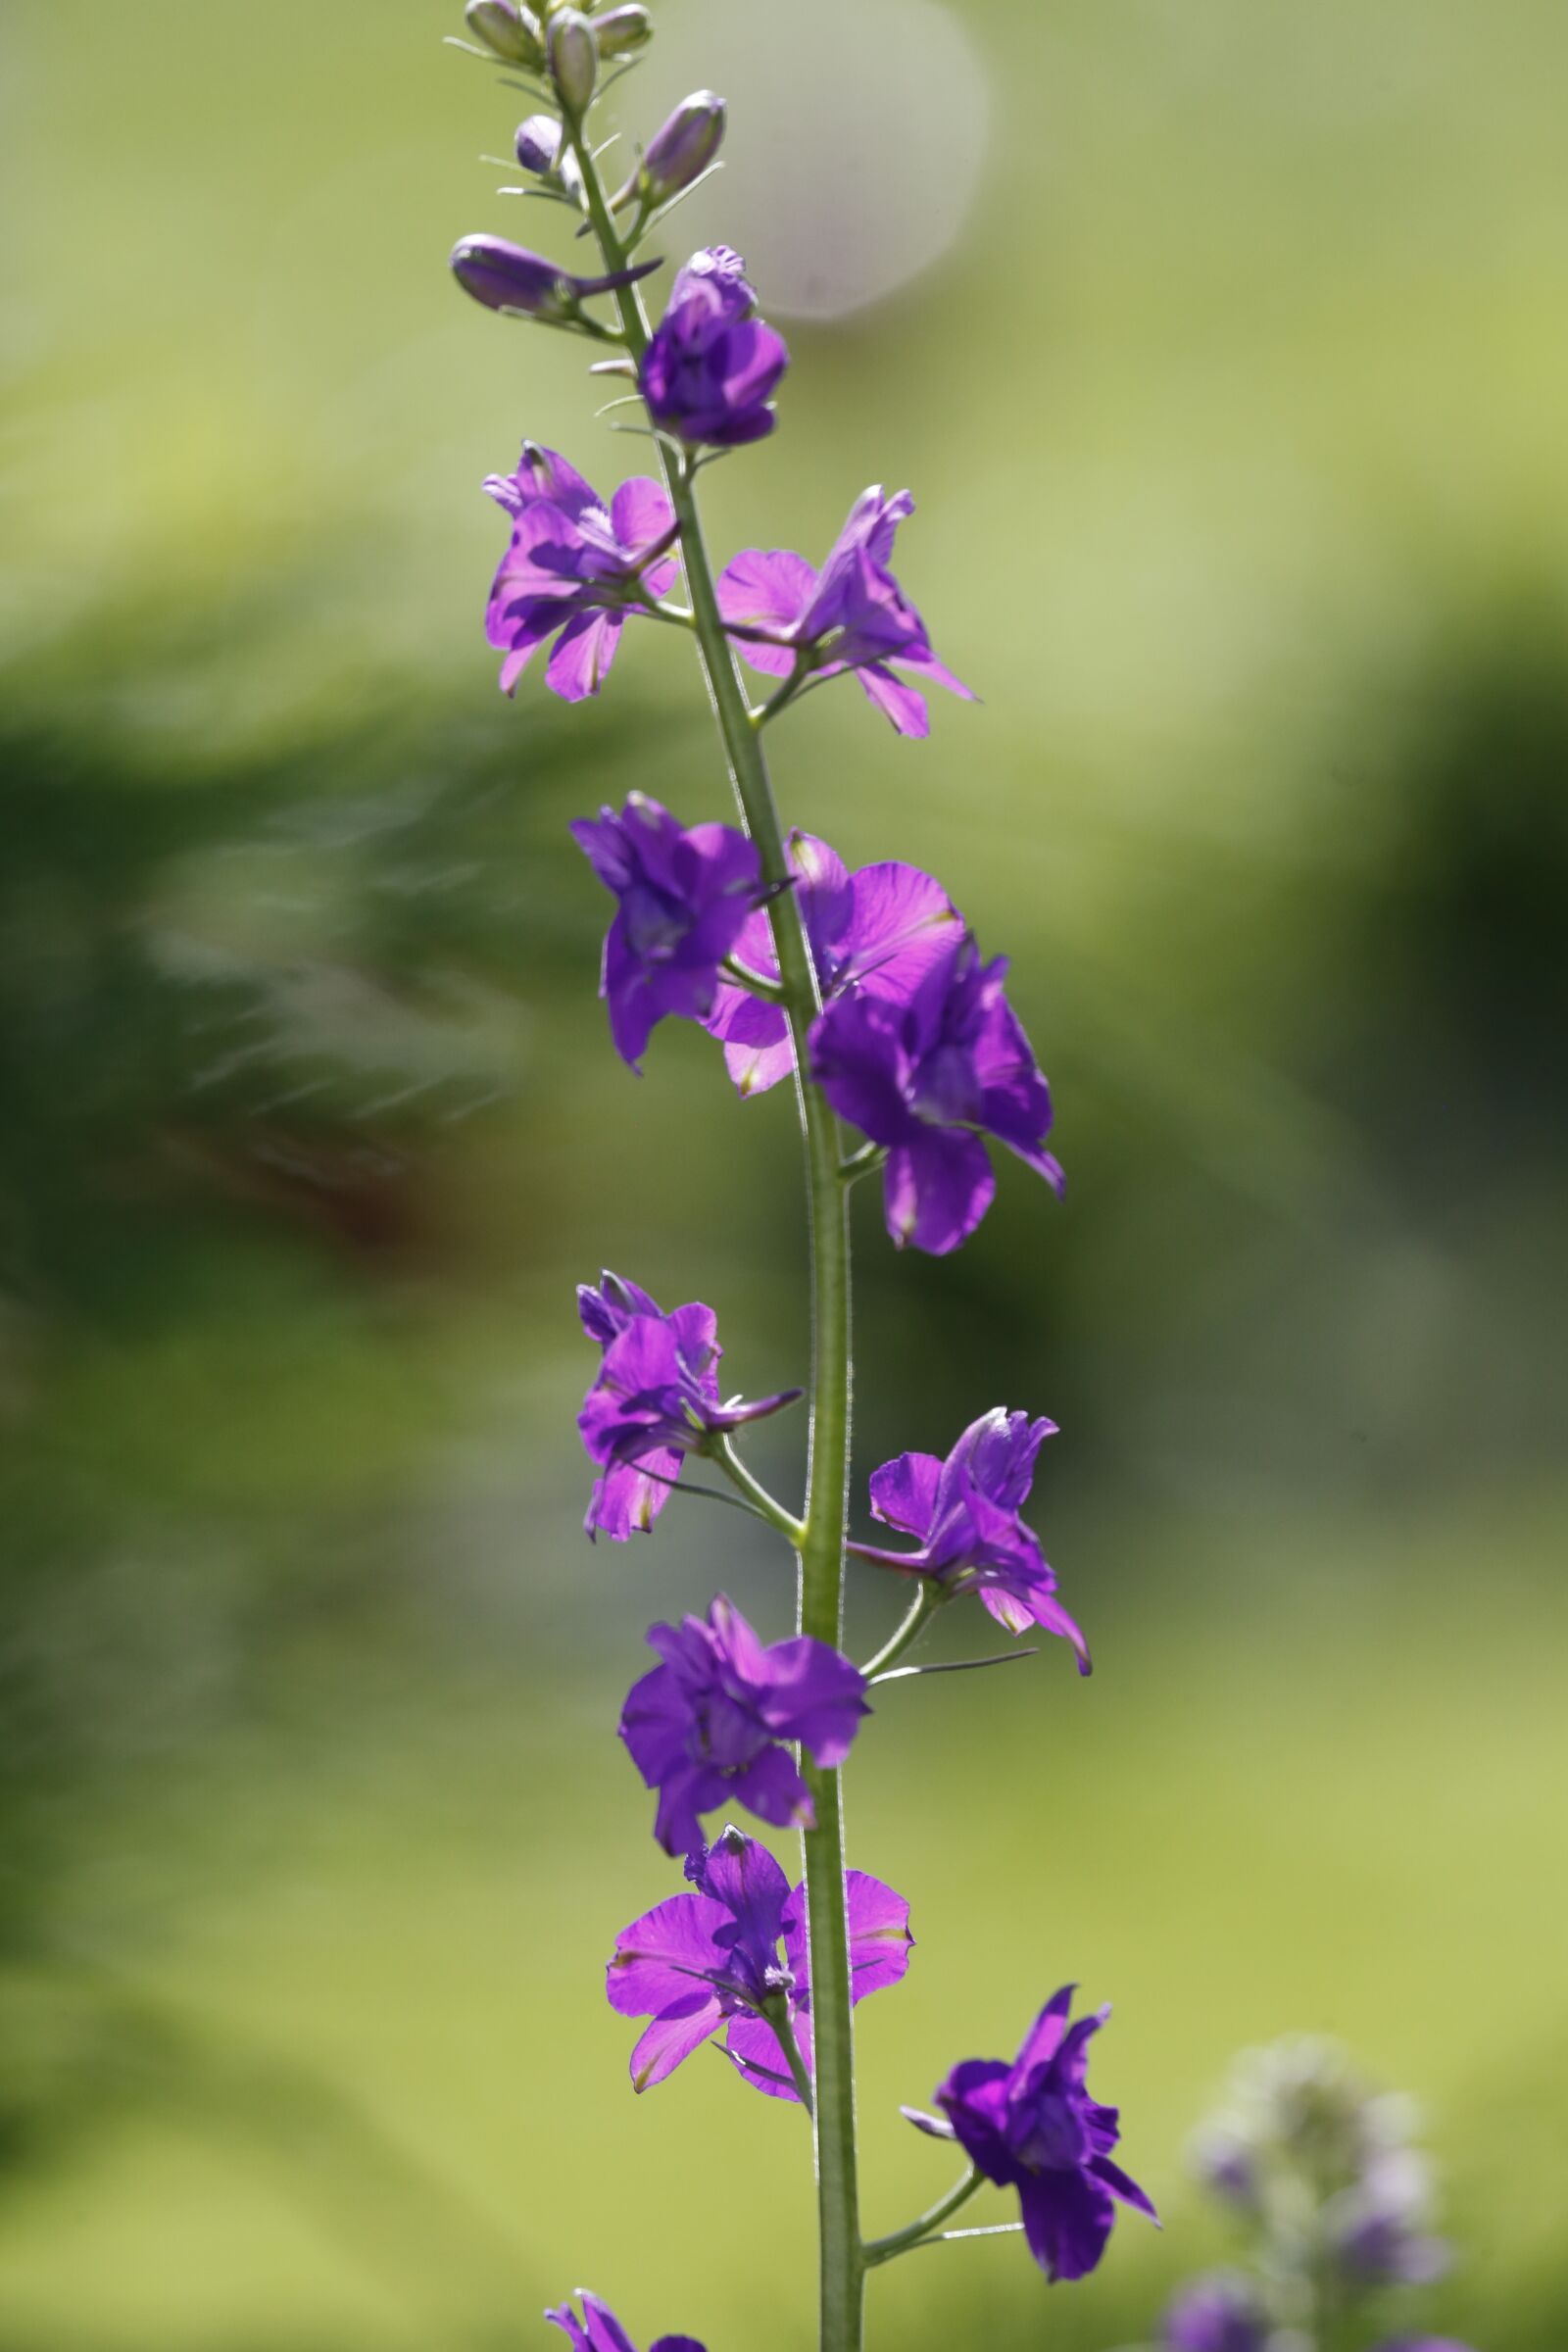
[617,90,724,209]
[514,113,564,174]
[465,0,544,68]
[590,4,653,58]
[449,234,659,321]
[547,8,598,116]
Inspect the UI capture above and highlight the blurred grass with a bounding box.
[2,0,1567,2346]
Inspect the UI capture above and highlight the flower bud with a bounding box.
[547,8,598,116]
[590,4,653,58]
[465,0,544,68]
[514,112,564,174]
[449,234,659,321]
[625,90,725,208]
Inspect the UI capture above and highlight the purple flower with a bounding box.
[607,1823,911,2098]
[619,1594,869,1856]
[547,2291,703,2352]
[484,443,680,701]
[1329,2155,1449,2286]
[577,1272,800,1540]
[850,1409,1090,1669]
[716,486,973,737]
[1162,2276,1270,2352]
[810,939,1064,1254]
[569,795,762,1069]
[914,1985,1155,2282]
[451,236,657,321]
[703,830,962,1098]
[639,247,788,448]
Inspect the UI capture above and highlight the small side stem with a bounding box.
[711,1438,806,1548]
[858,1581,945,1680]
[763,1997,816,2118]
[862,2169,984,2268]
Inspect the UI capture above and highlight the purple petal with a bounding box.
[867,1450,944,1539]
[844,1870,914,2000]
[727,1741,814,1832]
[724,2009,808,2104]
[586,1450,683,1542]
[810,996,917,1149]
[697,1827,793,1961]
[1008,1985,1077,2086]
[902,2105,958,2139]
[1088,2152,1158,2221]
[611,474,676,563]
[883,1131,996,1254]
[716,547,817,677]
[546,609,625,701]
[755,1635,869,1765]
[1016,2168,1116,2281]
[580,2295,641,2352]
[858,662,931,737]
[840,863,963,1002]
[627,1995,725,2090]
[607,1889,730,2019]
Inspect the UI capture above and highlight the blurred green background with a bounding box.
[2,0,1566,2346]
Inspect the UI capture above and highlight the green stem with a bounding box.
[566,117,863,2352]
[711,1437,806,1549]
[862,2168,984,2267]
[762,1996,817,2118]
[859,1581,945,1680]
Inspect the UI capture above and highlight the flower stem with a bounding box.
[566,121,863,2352]
[862,2168,984,2267]
[858,1580,945,1680]
[711,1437,806,1549]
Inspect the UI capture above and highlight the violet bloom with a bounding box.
[703,830,962,1098]
[716,486,973,738]
[913,1985,1155,2282]
[850,1409,1090,1669]
[639,247,788,447]
[547,2291,703,2352]
[577,1272,799,1541]
[484,442,680,701]
[607,1823,911,2098]
[1163,2276,1270,2352]
[811,939,1064,1255]
[619,1594,869,1856]
[570,795,762,1069]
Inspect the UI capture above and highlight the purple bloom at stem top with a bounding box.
[619,1594,869,1856]
[607,1823,911,2099]
[716,485,973,737]
[913,1984,1155,2282]
[639,247,788,447]
[570,794,762,1069]
[547,2290,704,2352]
[577,1272,800,1540]
[484,442,679,700]
[811,938,1064,1255]
[1162,2276,1269,2352]
[850,1409,1090,1669]
[703,830,962,1098]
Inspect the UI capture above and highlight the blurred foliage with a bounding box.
[2,0,1567,2347]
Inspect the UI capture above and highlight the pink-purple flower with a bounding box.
[716,486,973,737]
[639,247,788,447]
[484,443,679,700]
[912,1984,1155,2282]
[703,830,962,1098]
[607,1823,911,2098]
[570,795,762,1069]
[1162,2277,1269,2352]
[619,1594,869,1856]
[850,1409,1090,1670]
[577,1272,800,1541]
[547,2290,704,2352]
[810,939,1064,1254]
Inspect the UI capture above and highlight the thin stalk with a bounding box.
[862,2168,984,2267]
[762,1998,817,2117]
[711,1437,806,1549]
[565,114,863,2352]
[859,1581,944,1680]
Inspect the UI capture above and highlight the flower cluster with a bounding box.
[1152,2038,1476,2352]
[443,8,1152,2343]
